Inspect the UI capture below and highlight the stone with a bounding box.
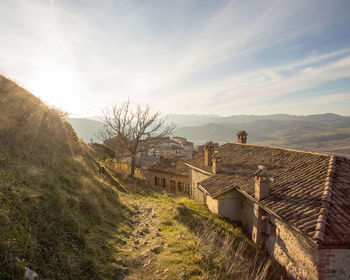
[116,238,127,245]
[180,271,186,280]
[25,267,38,280]
[151,247,161,254]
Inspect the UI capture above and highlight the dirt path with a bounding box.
[116,198,173,280]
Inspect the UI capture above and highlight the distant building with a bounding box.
[186,131,350,280]
[145,157,189,195]
[146,136,193,160]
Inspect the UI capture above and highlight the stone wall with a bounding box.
[318,248,350,280]
[265,216,319,280]
[190,169,211,203]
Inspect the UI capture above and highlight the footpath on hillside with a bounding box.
[91,156,288,280]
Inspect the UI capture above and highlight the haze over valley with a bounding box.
[68,113,350,156]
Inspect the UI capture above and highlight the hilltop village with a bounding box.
[143,131,350,280]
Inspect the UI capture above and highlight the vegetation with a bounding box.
[0,75,130,279]
[99,99,175,177]
[0,76,286,279]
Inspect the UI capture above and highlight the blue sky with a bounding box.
[1,0,350,116]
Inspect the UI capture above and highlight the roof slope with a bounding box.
[148,158,188,176]
[187,143,350,246]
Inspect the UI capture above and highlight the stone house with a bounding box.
[146,136,194,160]
[145,158,190,195]
[186,131,350,280]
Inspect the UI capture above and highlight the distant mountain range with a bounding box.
[67,113,350,155]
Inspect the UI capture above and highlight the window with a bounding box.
[178,182,183,192]
[162,178,166,188]
[170,180,176,193]
[154,176,157,186]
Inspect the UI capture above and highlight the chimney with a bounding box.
[204,141,215,166]
[237,130,248,144]
[252,165,274,244]
[254,165,273,201]
[212,151,222,174]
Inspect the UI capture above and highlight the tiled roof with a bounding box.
[186,143,350,246]
[148,158,188,176]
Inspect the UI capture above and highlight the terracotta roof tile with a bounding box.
[186,143,350,246]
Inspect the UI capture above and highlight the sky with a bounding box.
[1,0,350,117]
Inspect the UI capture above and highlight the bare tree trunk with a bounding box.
[130,154,136,177]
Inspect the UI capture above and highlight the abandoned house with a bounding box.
[145,157,190,195]
[185,130,350,280]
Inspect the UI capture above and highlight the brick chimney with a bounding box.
[212,151,222,174]
[204,141,215,166]
[252,165,274,244]
[237,130,248,144]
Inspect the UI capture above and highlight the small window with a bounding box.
[178,182,183,192]
[154,176,157,186]
[162,178,166,188]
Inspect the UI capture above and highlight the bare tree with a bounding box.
[99,99,175,177]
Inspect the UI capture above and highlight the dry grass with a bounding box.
[0,75,130,279]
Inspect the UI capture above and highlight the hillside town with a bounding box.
[145,131,350,280]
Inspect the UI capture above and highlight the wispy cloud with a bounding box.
[0,0,349,116]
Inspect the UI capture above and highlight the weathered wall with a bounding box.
[190,169,211,203]
[145,170,189,195]
[206,195,219,214]
[265,217,319,280]
[319,248,350,280]
[240,198,255,235]
[217,190,242,222]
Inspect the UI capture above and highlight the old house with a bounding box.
[186,131,350,280]
[146,136,194,160]
[145,158,190,195]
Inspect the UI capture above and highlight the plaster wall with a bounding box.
[206,195,219,214]
[217,190,242,222]
[240,198,255,235]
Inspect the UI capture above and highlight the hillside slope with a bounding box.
[67,118,104,143]
[0,76,128,279]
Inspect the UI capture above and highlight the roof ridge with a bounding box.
[313,155,336,243]
[226,142,331,157]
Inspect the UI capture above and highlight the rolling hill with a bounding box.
[68,113,350,155]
